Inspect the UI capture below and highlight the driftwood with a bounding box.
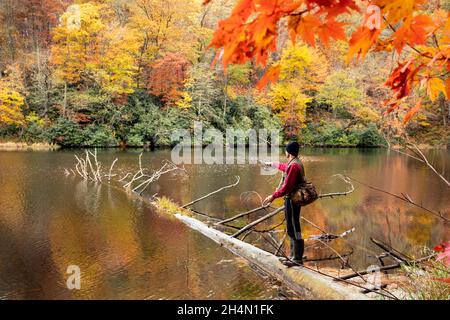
[232,207,284,238]
[318,174,355,199]
[339,254,434,280]
[217,174,355,227]
[306,228,355,242]
[304,250,353,263]
[68,150,184,195]
[361,284,388,294]
[257,220,398,299]
[181,176,240,208]
[274,233,287,256]
[215,204,270,226]
[384,139,450,187]
[64,154,384,299]
[370,238,411,263]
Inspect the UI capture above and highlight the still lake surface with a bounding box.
[0,148,448,299]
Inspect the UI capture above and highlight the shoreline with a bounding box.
[0,141,447,151]
[0,142,61,151]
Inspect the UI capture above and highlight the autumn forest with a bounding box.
[0,0,448,148]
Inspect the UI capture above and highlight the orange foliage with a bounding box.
[147,53,191,106]
[208,0,450,122]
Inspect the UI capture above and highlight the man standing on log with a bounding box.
[263,141,305,267]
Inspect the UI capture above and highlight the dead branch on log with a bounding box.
[215,204,270,226]
[385,143,450,187]
[217,173,355,231]
[131,161,181,195]
[319,174,355,199]
[181,176,240,208]
[274,233,287,256]
[106,158,118,181]
[370,238,412,263]
[347,175,449,222]
[73,150,102,181]
[232,206,284,238]
[361,284,388,294]
[258,225,398,299]
[339,254,434,280]
[305,228,355,242]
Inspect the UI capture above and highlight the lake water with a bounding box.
[0,148,448,299]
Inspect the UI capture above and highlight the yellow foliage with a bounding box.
[127,0,205,62]
[51,2,138,95]
[0,65,25,127]
[263,44,327,132]
[51,3,106,84]
[352,106,381,124]
[269,82,311,128]
[175,91,192,109]
[278,44,328,87]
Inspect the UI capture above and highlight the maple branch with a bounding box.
[384,18,434,60]
[288,9,308,17]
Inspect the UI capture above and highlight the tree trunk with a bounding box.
[63,82,67,117]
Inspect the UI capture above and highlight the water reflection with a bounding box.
[0,151,285,299]
[0,148,448,299]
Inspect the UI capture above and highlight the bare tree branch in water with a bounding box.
[318,174,355,199]
[181,176,240,209]
[384,141,450,187]
[68,150,184,194]
[406,143,450,188]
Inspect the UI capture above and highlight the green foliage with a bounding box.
[316,70,364,115]
[246,105,282,131]
[402,249,450,300]
[357,124,386,147]
[22,113,47,143]
[316,70,381,126]
[298,122,385,147]
[84,125,118,147]
[47,118,86,147]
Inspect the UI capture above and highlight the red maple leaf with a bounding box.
[435,241,450,267]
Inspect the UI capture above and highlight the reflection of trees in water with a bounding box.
[74,179,103,215]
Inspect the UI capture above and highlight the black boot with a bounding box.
[281,238,304,267]
[278,239,294,262]
[292,239,304,265]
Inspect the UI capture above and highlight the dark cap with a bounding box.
[285,141,300,157]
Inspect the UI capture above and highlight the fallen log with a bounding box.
[175,214,370,300]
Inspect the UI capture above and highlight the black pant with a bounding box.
[284,197,302,240]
